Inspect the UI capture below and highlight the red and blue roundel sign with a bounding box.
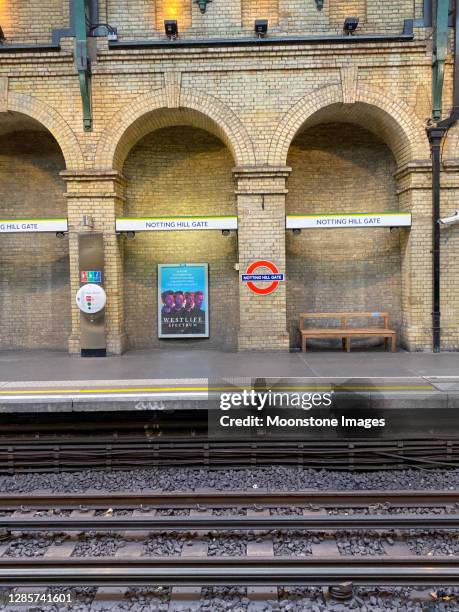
[241,260,285,295]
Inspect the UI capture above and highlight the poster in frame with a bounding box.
[158,263,209,338]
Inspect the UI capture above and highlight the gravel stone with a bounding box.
[117,586,170,611]
[335,531,389,556]
[71,533,126,557]
[142,533,190,556]
[201,586,247,611]
[156,508,190,516]
[207,534,246,556]
[272,530,316,556]
[94,509,132,517]
[213,508,247,516]
[3,532,55,557]
[405,531,459,556]
[270,507,304,516]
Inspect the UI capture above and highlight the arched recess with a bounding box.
[107,98,242,350]
[277,85,430,349]
[7,92,85,170]
[0,111,71,349]
[95,87,256,170]
[268,83,429,168]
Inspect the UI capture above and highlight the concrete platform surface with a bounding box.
[0,348,458,413]
[1,348,459,381]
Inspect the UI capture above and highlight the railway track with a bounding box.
[4,513,459,531]
[2,488,459,609]
[1,437,459,471]
[2,557,459,587]
[1,489,459,509]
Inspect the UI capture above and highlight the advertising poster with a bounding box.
[158,263,209,338]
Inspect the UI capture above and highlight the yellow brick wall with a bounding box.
[329,1,367,25]
[122,126,239,350]
[242,1,279,28]
[0,130,70,349]
[0,0,415,43]
[0,0,65,44]
[107,0,156,39]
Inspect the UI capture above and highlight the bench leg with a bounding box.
[342,338,346,351]
[302,336,307,352]
[391,335,396,353]
[345,337,351,352]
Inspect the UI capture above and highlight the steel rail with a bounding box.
[3,514,459,532]
[1,557,459,587]
[1,437,458,447]
[1,440,457,454]
[1,440,456,456]
[3,446,459,471]
[1,490,458,510]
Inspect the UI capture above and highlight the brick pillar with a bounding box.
[61,170,127,355]
[395,162,432,350]
[233,166,291,351]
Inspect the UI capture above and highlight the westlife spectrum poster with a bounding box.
[158,263,209,338]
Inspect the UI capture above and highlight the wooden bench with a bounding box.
[299,312,397,353]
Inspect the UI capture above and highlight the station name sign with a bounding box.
[116,216,238,232]
[0,219,68,233]
[286,213,412,229]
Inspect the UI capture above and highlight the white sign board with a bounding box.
[286,213,412,229]
[76,284,106,314]
[0,219,68,233]
[116,216,237,232]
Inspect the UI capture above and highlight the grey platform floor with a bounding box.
[0,347,459,382]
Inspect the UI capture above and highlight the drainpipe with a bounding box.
[427,126,445,353]
[426,0,459,352]
[73,0,93,131]
[88,0,99,25]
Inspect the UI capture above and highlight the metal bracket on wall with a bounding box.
[74,0,93,131]
[432,0,450,121]
[195,0,212,14]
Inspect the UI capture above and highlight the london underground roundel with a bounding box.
[76,284,107,314]
[241,260,285,295]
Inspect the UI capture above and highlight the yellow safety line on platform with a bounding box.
[0,385,434,395]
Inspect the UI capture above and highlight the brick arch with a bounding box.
[268,83,429,167]
[441,122,459,161]
[7,92,85,169]
[96,88,256,170]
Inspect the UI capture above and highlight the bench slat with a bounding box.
[300,312,389,318]
[301,328,395,335]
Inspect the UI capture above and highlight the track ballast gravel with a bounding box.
[1,466,459,494]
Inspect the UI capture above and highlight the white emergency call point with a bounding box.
[76,284,107,314]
